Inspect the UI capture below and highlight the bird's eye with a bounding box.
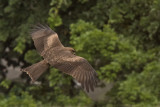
[72,50,75,52]
[72,50,76,55]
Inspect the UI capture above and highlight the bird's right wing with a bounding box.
[30,24,63,55]
[54,55,98,92]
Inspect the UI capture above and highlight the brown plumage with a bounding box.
[21,24,98,92]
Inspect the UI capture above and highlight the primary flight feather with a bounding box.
[21,24,98,92]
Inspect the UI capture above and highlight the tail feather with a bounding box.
[21,60,49,82]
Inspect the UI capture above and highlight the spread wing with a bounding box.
[54,54,98,92]
[30,24,63,55]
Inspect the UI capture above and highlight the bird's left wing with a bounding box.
[30,24,63,55]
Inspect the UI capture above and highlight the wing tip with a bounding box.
[29,24,56,37]
[87,73,99,92]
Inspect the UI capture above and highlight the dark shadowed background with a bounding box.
[0,0,160,106]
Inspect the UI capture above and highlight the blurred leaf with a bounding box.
[0,79,11,89]
[24,50,41,64]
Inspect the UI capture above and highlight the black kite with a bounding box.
[21,24,98,92]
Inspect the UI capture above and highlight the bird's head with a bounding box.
[65,47,76,55]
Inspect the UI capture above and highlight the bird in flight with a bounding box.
[21,24,98,92]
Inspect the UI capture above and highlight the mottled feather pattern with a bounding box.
[22,24,98,92]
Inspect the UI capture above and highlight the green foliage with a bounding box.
[0,80,11,89]
[70,20,118,62]
[0,92,38,107]
[117,61,160,106]
[54,92,93,106]
[24,50,41,64]
[1,0,160,106]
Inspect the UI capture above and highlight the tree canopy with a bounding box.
[0,0,160,106]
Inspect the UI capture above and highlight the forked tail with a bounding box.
[21,60,49,82]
